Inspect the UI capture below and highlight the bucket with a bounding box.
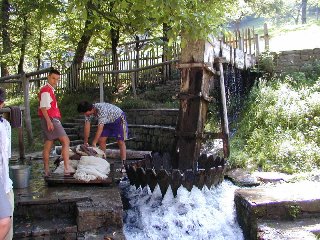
[9,165,31,188]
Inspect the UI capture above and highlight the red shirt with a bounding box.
[38,84,61,119]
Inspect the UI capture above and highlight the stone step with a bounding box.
[70,139,83,146]
[235,181,320,239]
[257,218,320,240]
[13,185,125,239]
[64,127,79,135]
[68,134,79,141]
[65,117,85,124]
[63,122,79,128]
[14,217,77,239]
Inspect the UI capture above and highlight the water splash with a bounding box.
[120,180,244,240]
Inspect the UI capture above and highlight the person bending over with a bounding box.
[77,101,128,171]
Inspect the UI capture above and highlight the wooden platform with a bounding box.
[44,173,113,186]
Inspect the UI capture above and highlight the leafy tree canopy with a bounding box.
[1,0,244,73]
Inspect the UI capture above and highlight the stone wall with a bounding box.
[274,48,320,73]
[125,108,178,126]
[126,125,176,153]
[125,109,179,153]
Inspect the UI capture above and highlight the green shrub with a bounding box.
[229,74,320,173]
[301,59,320,80]
[255,51,276,77]
[117,97,157,109]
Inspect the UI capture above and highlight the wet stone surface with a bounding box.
[235,181,320,240]
[11,154,126,240]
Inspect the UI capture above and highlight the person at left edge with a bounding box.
[0,87,14,240]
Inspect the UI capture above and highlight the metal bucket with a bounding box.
[9,165,31,188]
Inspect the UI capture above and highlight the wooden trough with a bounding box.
[125,152,227,197]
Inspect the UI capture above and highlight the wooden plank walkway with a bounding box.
[44,173,113,186]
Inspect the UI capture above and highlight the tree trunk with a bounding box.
[301,0,307,24]
[18,17,28,74]
[36,23,42,88]
[295,8,301,24]
[71,20,94,66]
[110,26,119,91]
[1,0,11,76]
[162,23,170,83]
[69,0,95,91]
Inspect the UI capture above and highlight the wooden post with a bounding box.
[238,31,243,51]
[215,58,230,158]
[22,73,33,143]
[98,73,104,103]
[175,38,214,171]
[248,28,252,55]
[125,45,137,98]
[135,37,140,87]
[264,23,269,51]
[255,34,260,56]
[18,122,25,159]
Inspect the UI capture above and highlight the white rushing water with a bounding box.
[120,180,244,240]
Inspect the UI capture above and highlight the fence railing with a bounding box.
[223,23,270,56]
[1,40,181,98]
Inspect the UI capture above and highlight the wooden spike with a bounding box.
[197,153,207,169]
[145,168,157,192]
[171,169,183,197]
[127,165,137,186]
[195,169,206,190]
[183,169,195,191]
[136,167,147,189]
[157,169,170,197]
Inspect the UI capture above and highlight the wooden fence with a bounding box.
[223,23,270,56]
[1,40,181,98]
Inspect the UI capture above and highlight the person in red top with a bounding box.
[38,69,74,176]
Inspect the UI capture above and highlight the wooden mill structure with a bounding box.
[125,35,256,196]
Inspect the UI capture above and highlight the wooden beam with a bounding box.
[176,62,216,74]
[22,74,33,143]
[216,62,230,158]
[92,60,178,74]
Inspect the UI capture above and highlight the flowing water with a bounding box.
[120,180,244,240]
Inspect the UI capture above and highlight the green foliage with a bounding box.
[162,100,179,109]
[255,51,276,77]
[143,88,173,103]
[287,204,301,220]
[229,72,320,173]
[2,0,242,74]
[117,97,157,109]
[301,59,320,80]
[205,102,221,133]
